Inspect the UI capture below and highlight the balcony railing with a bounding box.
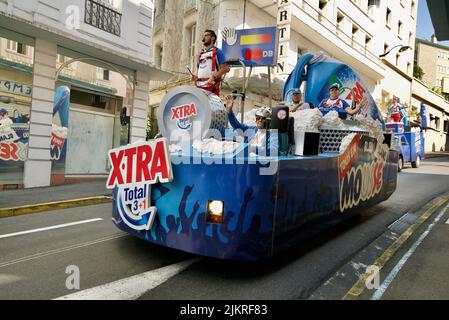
[85,0,122,36]
[296,0,380,66]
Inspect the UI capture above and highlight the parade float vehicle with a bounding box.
[108,54,399,261]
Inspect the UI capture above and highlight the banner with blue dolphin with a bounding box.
[284,54,386,128]
[50,86,70,163]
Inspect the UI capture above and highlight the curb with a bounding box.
[342,193,449,300]
[0,196,113,219]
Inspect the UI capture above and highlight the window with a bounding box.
[398,21,403,38]
[411,1,416,17]
[7,40,16,51]
[409,32,413,46]
[396,53,400,66]
[154,44,163,68]
[188,24,197,70]
[436,79,442,87]
[444,120,449,132]
[384,43,389,54]
[7,41,27,55]
[368,0,378,6]
[318,0,328,11]
[365,34,372,51]
[352,24,359,44]
[337,12,345,31]
[103,69,110,81]
[97,68,110,81]
[407,62,411,74]
[435,116,440,130]
[386,8,392,27]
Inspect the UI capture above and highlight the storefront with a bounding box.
[0,46,129,187]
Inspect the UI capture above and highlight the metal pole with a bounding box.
[268,66,272,108]
[241,65,246,123]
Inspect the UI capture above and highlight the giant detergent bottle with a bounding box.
[284,54,385,128]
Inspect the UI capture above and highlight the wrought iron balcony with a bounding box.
[85,0,122,37]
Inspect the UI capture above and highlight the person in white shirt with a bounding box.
[289,88,310,112]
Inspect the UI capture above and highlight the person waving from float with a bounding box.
[225,95,278,156]
[318,83,361,119]
[192,30,230,96]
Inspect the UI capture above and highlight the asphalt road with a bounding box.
[0,156,448,300]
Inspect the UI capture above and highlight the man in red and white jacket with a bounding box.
[192,30,230,96]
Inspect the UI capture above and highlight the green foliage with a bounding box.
[413,65,424,80]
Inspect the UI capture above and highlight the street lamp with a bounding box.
[379,45,412,58]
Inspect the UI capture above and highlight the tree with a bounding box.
[413,65,425,80]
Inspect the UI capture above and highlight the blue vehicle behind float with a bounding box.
[385,115,425,172]
[109,54,399,261]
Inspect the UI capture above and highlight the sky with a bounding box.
[416,0,449,46]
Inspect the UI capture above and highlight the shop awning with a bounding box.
[426,0,449,40]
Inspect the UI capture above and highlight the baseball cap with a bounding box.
[0,108,8,114]
[292,88,302,95]
[329,83,340,90]
[255,106,271,119]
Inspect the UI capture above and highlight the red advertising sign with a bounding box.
[51,133,65,149]
[106,138,173,189]
[338,134,360,179]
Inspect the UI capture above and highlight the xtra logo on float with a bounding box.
[107,139,173,231]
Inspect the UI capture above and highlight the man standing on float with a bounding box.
[192,30,230,96]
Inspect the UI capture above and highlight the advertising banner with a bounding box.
[51,86,70,163]
[221,27,279,67]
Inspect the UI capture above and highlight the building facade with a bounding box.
[415,37,449,100]
[0,0,169,189]
[149,0,418,131]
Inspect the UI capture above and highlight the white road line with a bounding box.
[55,258,201,300]
[446,218,449,225]
[0,233,127,269]
[0,218,103,240]
[371,202,449,300]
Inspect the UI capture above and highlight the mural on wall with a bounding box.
[0,80,31,163]
[0,85,70,168]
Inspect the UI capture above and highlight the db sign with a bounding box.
[222,27,279,67]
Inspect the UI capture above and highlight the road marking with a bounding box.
[371,202,449,300]
[446,218,449,225]
[342,195,449,300]
[0,218,103,240]
[55,258,201,300]
[0,233,127,269]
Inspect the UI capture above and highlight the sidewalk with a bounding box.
[0,180,112,213]
[425,151,449,159]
